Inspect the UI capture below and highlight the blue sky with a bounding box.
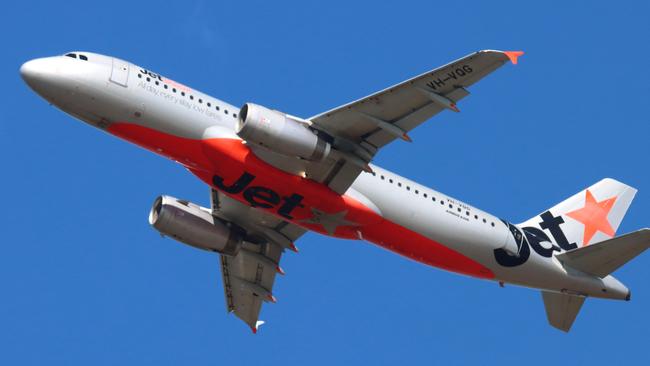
[2,0,649,364]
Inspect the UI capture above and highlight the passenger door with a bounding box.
[109,58,130,87]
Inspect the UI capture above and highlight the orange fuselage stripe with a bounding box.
[107,122,495,279]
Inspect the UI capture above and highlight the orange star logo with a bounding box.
[565,189,617,246]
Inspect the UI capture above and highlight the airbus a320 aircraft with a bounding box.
[21,50,649,332]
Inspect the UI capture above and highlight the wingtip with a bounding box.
[251,320,265,334]
[289,242,299,253]
[503,50,524,65]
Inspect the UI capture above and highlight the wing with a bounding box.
[251,50,521,194]
[246,50,523,194]
[210,188,306,332]
[310,50,522,148]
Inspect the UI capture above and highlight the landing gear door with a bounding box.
[110,58,130,87]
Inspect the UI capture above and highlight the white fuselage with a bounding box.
[20,52,630,301]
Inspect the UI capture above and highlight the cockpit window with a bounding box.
[64,53,88,61]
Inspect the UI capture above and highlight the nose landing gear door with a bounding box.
[110,58,130,87]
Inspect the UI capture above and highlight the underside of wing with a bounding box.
[220,245,280,332]
[210,189,306,332]
[309,50,522,148]
[248,50,521,195]
[238,50,520,199]
[240,50,523,194]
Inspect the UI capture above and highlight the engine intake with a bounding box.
[237,103,331,161]
[148,195,241,256]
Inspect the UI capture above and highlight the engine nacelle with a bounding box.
[237,103,331,161]
[148,195,241,256]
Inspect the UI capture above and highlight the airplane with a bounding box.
[20,50,649,333]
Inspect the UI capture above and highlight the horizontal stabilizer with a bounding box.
[556,229,650,278]
[541,291,586,332]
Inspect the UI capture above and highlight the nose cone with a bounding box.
[20,58,55,94]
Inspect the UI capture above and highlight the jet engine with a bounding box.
[148,195,241,255]
[236,103,331,161]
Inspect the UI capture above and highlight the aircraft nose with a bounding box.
[20,56,75,103]
[20,58,48,84]
[20,58,59,97]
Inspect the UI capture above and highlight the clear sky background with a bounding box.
[2,1,649,364]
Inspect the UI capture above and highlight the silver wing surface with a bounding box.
[250,50,521,194]
[309,50,522,148]
[210,189,306,332]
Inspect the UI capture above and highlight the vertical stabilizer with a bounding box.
[520,178,637,248]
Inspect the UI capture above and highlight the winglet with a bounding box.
[503,51,524,65]
[251,320,265,334]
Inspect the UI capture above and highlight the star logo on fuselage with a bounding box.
[565,189,617,246]
[298,208,357,235]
